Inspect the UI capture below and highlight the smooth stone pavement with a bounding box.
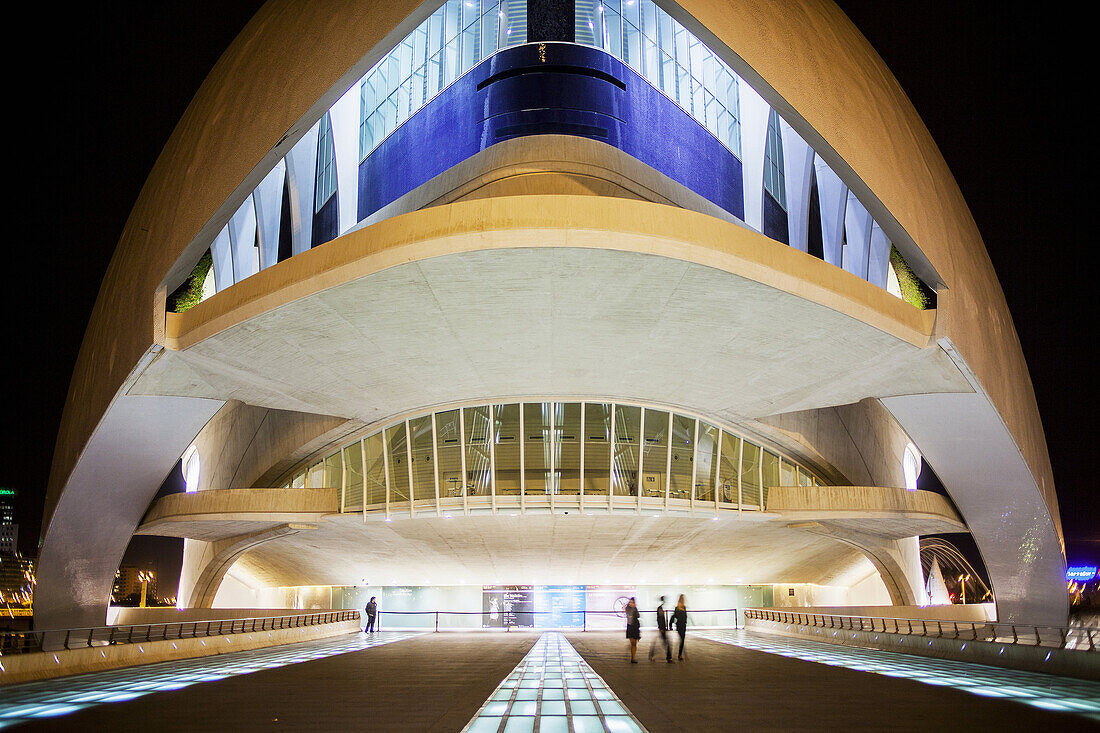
[566,631,1097,732]
[12,632,539,732]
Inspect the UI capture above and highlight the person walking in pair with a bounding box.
[625,597,641,663]
[648,595,672,662]
[670,594,688,660]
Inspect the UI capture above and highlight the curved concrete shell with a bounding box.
[38,0,1066,629]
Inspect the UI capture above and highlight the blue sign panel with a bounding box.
[1066,565,1098,581]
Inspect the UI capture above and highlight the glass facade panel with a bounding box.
[464,405,493,496]
[556,402,581,494]
[314,113,337,212]
[360,0,528,162]
[761,449,779,507]
[291,402,826,511]
[779,457,796,488]
[435,409,463,497]
[385,423,410,503]
[578,0,741,158]
[308,461,323,489]
[364,432,387,505]
[324,451,343,490]
[343,441,364,508]
[524,402,551,494]
[495,403,522,495]
[717,433,740,504]
[640,409,668,498]
[612,405,640,496]
[696,422,718,503]
[669,414,695,500]
[764,108,787,209]
[583,403,611,495]
[740,441,761,508]
[409,415,436,501]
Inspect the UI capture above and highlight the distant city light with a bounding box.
[1066,565,1098,581]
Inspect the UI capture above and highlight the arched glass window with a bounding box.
[182,446,201,493]
[903,443,921,492]
[314,113,337,213]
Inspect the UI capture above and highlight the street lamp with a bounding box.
[957,574,971,604]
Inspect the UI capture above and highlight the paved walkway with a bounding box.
[567,631,1097,732]
[4,629,1097,731]
[6,632,536,732]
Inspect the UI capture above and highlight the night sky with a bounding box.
[7,2,1096,590]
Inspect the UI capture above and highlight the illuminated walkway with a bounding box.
[1,629,1094,731]
[463,632,646,732]
[697,629,1100,721]
[0,632,420,729]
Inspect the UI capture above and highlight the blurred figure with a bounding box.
[649,595,672,662]
[671,594,688,660]
[625,597,641,663]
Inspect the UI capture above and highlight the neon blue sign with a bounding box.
[1066,566,1098,581]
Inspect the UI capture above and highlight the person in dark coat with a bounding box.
[670,594,688,660]
[625,597,641,663]
[364,596,378,633]
[649,595,672,662]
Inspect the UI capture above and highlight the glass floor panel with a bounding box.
[463,632,647,733]
[697,629,1100,722]
[0,631,421,729]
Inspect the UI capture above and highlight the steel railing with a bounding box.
[372,608,739,632]
[0,610,360,656]
[743,608,1098,652]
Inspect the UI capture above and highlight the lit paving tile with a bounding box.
[697,629,1100,722]
[463,632,647,733]
[0,631,420,729]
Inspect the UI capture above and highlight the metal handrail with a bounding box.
[374,608,739,633]
[743,608,1098,652]
[0,610,360,656]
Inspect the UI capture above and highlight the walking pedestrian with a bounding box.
[671,594,688,660]
[649,595,672,662]
[364,596,378,633]
[625,597,641,663]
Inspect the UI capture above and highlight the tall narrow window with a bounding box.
[762,108,789,244]
[312,113,339,246]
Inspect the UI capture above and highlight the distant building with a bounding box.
[0,553,34,608]
[113,565,157,605]
[0,488,17,556]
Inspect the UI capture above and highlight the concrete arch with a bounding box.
[38,0,1065,629]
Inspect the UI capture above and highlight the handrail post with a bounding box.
[583,609,586,632]
[435,611,439,633]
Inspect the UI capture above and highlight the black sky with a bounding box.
[7,3,1096,574]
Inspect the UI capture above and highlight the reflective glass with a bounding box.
[696,422,719,503]
[495,403,522,495]
[717,432,740,504]
[761,449,780,506]
[583,403,611,495]
[464,406,493,496]
[612,405,640,496]
[343,441,364,509]
[779,457,796,488]
[410,415,436,501]
[556,402,581,494]
[523,402,551,494]
[364,432,387,505]
[436,409,464,498]
[291,471,305,489]
[741,441,761,507]
[323,452,343,489]
[385,423,410,503]
[640,409,669,498]
[669,414,695,500]
[308,461,323,489]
